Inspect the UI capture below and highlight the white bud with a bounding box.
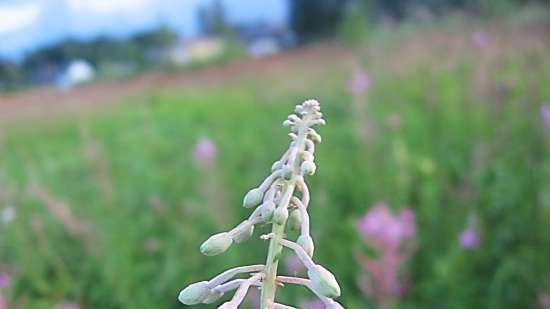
[273,207,289,225]
[282,119,293,127]
[282,167,293,180]
[301,161,316,176]
[308,265,341,298]
[217,302,238,309]
[271,161,283,172]
[232,222,254,244]
[308,129,322,143]
[287,209,302,231]
[203,290,224,304]
[260,201,276,220]
[325,299,346,308]
[200,232,233,256]
[297,235,314,257]
[302,151,314,162]
[243,188,264,208]
[178,281,210,305]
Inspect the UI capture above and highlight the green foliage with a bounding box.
[1,14,550,309]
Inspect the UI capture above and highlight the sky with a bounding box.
[0,0,288,60]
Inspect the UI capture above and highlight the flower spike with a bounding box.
[178,100,343,308]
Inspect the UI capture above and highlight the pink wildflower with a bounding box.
[0,274,10,289]
[284,255,306,275]
[472,31,489,48]
[542,104,550,128]
[299,299,325,309]
[192,138,218,168]
[356,203,417,309]
[349,68,371,94]
[459,226,480,249]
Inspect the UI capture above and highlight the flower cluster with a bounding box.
[355,203,416,309]
[178,100,345,309]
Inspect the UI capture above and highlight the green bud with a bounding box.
[297,235,314,257]
[260,201,276,220]
[301,160,316,176]
[273,207,289,225]
[271,160,283,172]
[200,232,233,256]
[232,222,254,244]
[178,281,210,305]
[287,210,302,231]
[308,265,341,299]
[243,188,264,208]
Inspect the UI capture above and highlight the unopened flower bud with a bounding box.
[200,232,233,256]
[217,302,237,309]
[178,281,211,305]
[271,161,283,172]
[260,201,276,220]
[273,207,289,225]
[243,188,264,208]
[232,222,254,244]
[282,167,293,180]
[302,151,314,162]
[301,161,316,176]
[203,290,224,304]
[297,235,315,257]
[287,210,302,231]
[325,299,346,309]
[308,265,341,298]
[283,119,293,127]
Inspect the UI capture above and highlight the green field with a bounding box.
[1,12,550,309]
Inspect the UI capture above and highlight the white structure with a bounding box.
[168,37,226,66]
[57,59,95,89]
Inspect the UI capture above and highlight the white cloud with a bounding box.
[0,2,42,35]
[67,0,152,14]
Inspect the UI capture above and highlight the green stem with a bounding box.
[260,117,310,309]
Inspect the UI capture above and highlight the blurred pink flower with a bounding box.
[540,292,550,309]
[349,68,371,94]
[284,255,306,275]
[0,295,6,309]
[0,273,10,289]
[356,203,416,309]
[243,287,261,308]
[54,303,81,309]
[459,226,480,249]
[542,104,550,128]
[299,299,325,309]
[472,31,489,48]
[192,137,218,167]
[358,203,416,247]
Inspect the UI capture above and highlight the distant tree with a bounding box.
[0,59,24,90]
[290,0,351,41]
[197,0,231,36]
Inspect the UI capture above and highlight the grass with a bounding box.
[1,11,550,309]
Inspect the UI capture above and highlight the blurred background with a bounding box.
[1,0,550,308]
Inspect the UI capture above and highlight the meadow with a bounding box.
[1,10,550,309]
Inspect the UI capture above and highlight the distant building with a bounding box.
[167,37,226,66]
[57,59,95,89]
[237,24,296,58]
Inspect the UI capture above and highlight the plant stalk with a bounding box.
[260,115,311,309]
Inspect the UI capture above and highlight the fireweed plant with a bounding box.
[178,100,345,309]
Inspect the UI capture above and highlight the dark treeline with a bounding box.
[0,27,177,90]
[290,0,548,40]
[1,0,547,90]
